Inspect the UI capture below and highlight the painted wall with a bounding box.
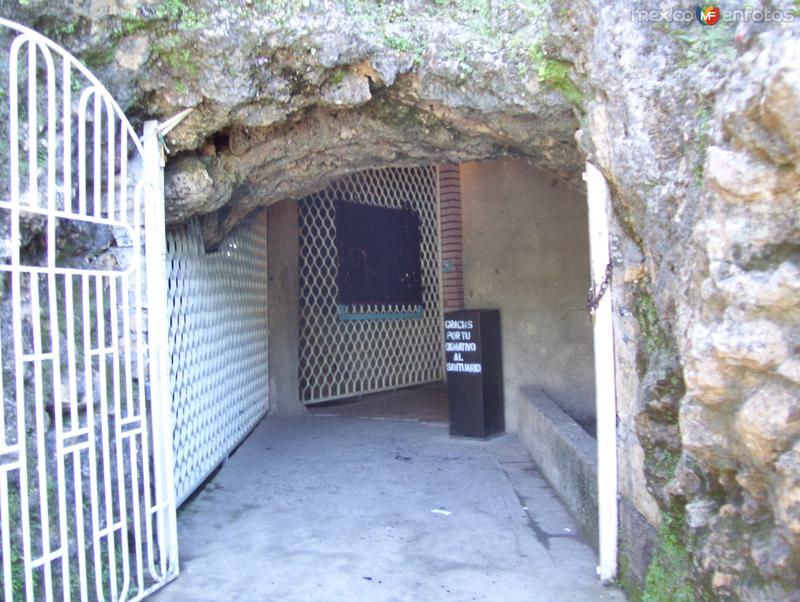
[266,199,306,415]
[460,158,595,432]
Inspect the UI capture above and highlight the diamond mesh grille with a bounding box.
[166,211,269,503]
[298,166,444,403]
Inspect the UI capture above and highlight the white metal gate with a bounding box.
[0,20,178,601]
[298,167,444,403]
[165,212,269,504]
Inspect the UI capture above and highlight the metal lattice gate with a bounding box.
[298,167,444,404]
[0,19,178,601]
[165,212,269,504]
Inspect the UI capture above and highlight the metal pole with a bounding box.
[142,120,180,577]
[585,162,619,583]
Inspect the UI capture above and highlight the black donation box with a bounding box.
[445,310,504,438]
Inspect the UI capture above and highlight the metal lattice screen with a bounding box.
[299,166,444,404]
[165,211,269,503]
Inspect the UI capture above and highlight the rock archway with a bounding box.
[7,1,800,599]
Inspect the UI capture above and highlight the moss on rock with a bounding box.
[537,58,583,109]
[643,510,701,602]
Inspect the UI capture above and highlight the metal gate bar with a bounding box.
[165,212,269,504]
[0,19,177,601]
[298,167,444,404]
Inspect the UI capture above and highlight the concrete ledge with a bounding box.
[517,385,599,549]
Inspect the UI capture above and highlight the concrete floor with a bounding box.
[154,405,624,601]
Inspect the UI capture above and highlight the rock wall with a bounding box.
[679,28,800,599]
[577,3,800,599]
[2,1,799,599]
[3,0,584,245]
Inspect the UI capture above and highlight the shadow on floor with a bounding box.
[308,381,449,424]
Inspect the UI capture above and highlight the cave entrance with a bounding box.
[161,157,620,590]
[0,19,621,602]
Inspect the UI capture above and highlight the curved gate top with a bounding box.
[0,18,177,601]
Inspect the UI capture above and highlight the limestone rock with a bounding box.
[320,72,372,107]
[680,399,737,469]
[712,317,791,372]
[735,382,800,466]
[761,64,800,162]
[687,498,718,530]
[114,34,150,72]
[778,358,800,386]
[5,0,584,226]
[721,31,800,166]
[716,260,800,314]
[706,147,782,204]
[776,443,800,545]
[751,531,796,581]
[164,156,216,223]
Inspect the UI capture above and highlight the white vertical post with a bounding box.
[585,162,618,583]
[142,120,180,573]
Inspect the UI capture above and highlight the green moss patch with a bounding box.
[643,510,700,602]
[537,58,583,108]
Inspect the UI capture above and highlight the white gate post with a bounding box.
[585,162,619,583]
[142,121,179,574]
